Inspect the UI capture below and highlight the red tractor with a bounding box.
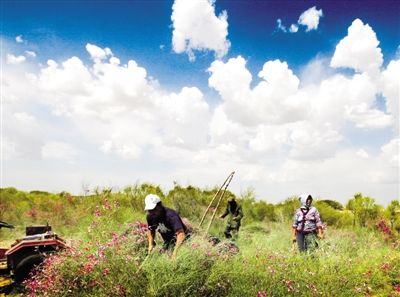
[0,221,66,294]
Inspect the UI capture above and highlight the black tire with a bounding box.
[14,253,44,283]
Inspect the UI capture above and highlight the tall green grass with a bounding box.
[2,187,399,296]
[22,208,400,297]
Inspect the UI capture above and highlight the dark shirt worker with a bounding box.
[145,194,190,257]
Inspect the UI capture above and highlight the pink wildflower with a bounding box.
[83,263,94,273]
[94,205,102,217]
[102,268,110,276]
[114,284,126,296]
[283,279,295,292]
[376,219,392,236]
[380,262,391,272]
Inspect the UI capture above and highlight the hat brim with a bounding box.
[144,203,157,211]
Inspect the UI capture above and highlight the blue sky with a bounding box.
[3,1,398,89]
[1,0,399,205]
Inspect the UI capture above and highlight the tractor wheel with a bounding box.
[14,253,44,283]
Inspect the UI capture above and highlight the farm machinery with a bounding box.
[0,221,66,294]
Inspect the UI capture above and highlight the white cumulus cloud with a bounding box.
[86,43,113,62]
[331,19,383,75]
[15,35,24,43]
[207,17,396,162]
[25,51,37,58]
[277,6,323,34]
[3,18,399,205]
[289,24,299,33]
[6,54,26,65]
[345,103,393,129]
[380,59,400,123]
[208,56,306,126]
[298,6,323,31]
[31,44,211,160]
[381,138,400,167]
[171,0,230,61]
[276,19,287,32]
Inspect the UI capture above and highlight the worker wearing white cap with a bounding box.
[145,194,190,257]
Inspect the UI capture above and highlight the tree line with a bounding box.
[1,185,399,237]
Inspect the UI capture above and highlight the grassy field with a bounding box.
[19,228,400,296]
[1,187,399,296]
[17,209,400,296]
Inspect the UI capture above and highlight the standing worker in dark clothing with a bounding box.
[145,194,190,257]
[220,197,243,239]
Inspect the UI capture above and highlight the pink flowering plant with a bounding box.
[24,199,149,297]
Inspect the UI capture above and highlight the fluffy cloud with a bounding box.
[208,57,304,126]
[207,19,395,162]
[157,87,211,149]
[288,122,342,160]
[299,56,336,85]
[31,44,211,160]
[86,43,113,61]
[38,57,92,99]
[277,6,323,33]
[6,54,26,65]
[15,35,24,43]
[298,6,323,31]
[209,106,247,147]
[207,57,342,161]
[381,59,400,123]
[3,18,398,204]
[25,50,37,58]
[289,24,299,33]
[171,0,230,61]
[248,125,289,154]
[5,51,37,66]
[331,19,383,75]
[381,138,400,167]
[364,138,400,185]
[276,19,287,32]
[344,103,393,128]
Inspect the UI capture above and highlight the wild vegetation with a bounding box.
[1,185,399,296]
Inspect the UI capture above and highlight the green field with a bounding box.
[1,186,399,296]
